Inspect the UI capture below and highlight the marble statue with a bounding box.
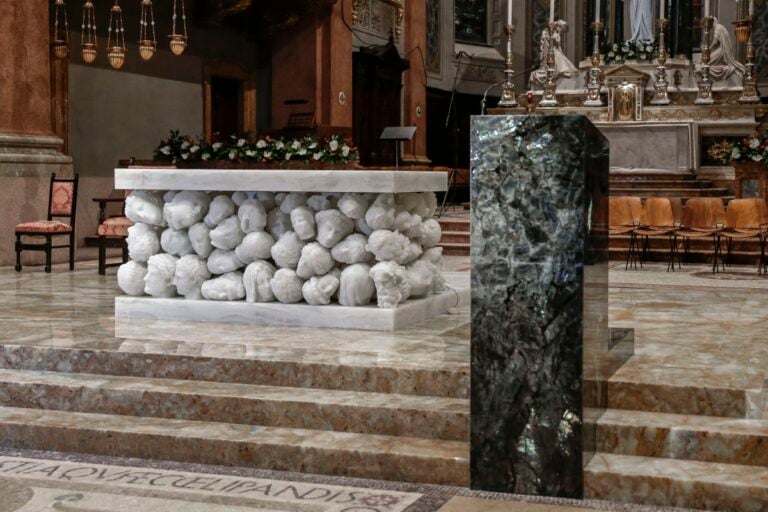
[210,215,245,250]
[338,193,369,220]
[173,254,211,300]
[160,228,194,257]
[144,253,178,298]
[207,248,244,275]
[267,208,293,240]
[238,199,267,233]
[393,211,420,233]
[356,217,373,236]
[401,240,424,265]
[243,260,277,303]
[296,242,335,279]
[235,231,275,264]
[274,192,287,207]
[163,191,210,230]
[315,209,355,248]
[331,233,372,264]
[530,20,578,85]
[421,192,438,218]
[117,260,147,296]
[420,219,442,248]
[307,194,333,212]
[421,247,447,292]
[365,194,396,230]
[406,259,435,298]
[188,222,214,258]
[256,192,276,211]
[630,0,654,42]
[302,274,340,305]
[125,191,165,226]
[201,271,246,301]
[270,231,305,269]
[204,194,235,228]
[366,229,409,262]
[270,268,304,304]
[231,191,248,206]
[710,18,745,81]
[338,263,375,307]
[370,261,410,309]
[163,190,178,203]
[290,206,317,241]
[127,223,161,262]
[279,192,308,214]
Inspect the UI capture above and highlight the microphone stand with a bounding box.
[438,52,471,218]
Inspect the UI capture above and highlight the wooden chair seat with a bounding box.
[97,216,133,237]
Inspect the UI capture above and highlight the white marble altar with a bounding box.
[114,168,455,331]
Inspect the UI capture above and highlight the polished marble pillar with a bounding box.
[470,115,609,498]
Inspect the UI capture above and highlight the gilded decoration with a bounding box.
[352,0,404,41]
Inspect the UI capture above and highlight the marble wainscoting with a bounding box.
[470,115,610,498]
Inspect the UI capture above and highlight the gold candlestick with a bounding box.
[651,18,671,105]
[737,16,760,103]
[540,22,559,108]
[498,23,518,108]
[695,16,715,105]
[584,20,604,107]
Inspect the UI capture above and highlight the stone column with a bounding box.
[470,115,609,498]
[402,0,430,165]
[0,1,73,266]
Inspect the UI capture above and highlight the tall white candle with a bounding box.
[596,0,601,22]
[550,0,555,22]
[749,0,754,16]
[704,0,710,17]
[659,0,664,19]
[507,0,513,26]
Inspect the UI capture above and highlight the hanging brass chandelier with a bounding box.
[107,0,127,69]
[139,0,157,61]
[169,0,189,56]
[80,0,97,64]
[53,0,70,60]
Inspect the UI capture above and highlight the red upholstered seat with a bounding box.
[97,216,133,237]
[15,220,73,234]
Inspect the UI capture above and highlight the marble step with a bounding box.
[0,369,469,441]
[439,242,470,256]
[0,342,469,399]
[609,171,695,181]
[440,231,470,244]
[608,362,764,418]
[596,409,768,466]
[585,453,768,511]
[437,219,470,232]
[609,179,714,189]
[609,187,731,198]
[0,405,469,486]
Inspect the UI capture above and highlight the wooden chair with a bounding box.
[609,196,643,270]
[15,173,79,273]
[94,195,132,275]
[635,197,679,271]
[676,198,726,273]
[720,198,768,274]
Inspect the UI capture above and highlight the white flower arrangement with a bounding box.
[604,39,657,64]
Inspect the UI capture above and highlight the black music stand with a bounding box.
[380,126,417,170]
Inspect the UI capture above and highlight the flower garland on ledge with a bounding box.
[707,133,768,165]
[153,131,359,166]
[603,40,657,65]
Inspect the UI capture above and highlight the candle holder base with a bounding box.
[583,21,604,108]
[497,24,518,108]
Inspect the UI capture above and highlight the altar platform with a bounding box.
[0,255,766,509]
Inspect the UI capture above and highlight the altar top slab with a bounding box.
[115,168,448,193]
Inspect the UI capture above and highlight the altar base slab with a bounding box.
[116,272,469,331]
